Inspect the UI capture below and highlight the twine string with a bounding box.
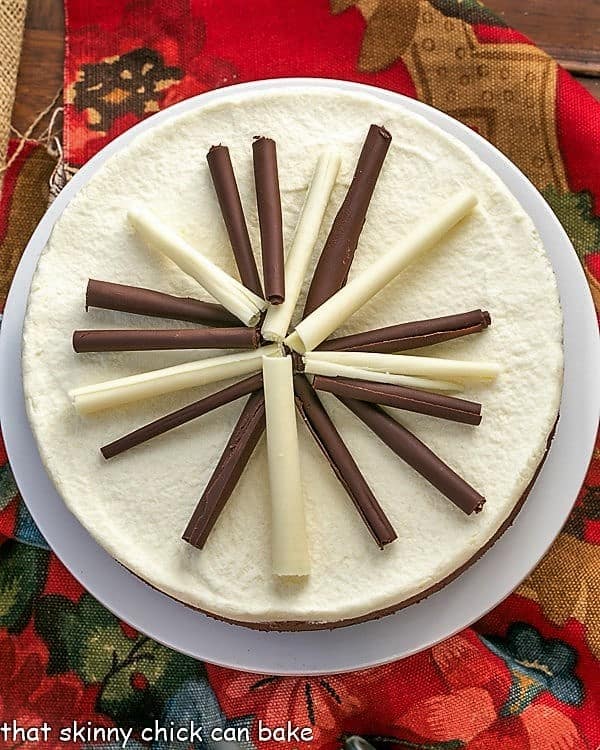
[0,87,63,176]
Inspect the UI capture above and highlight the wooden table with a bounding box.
[12,0,600,134]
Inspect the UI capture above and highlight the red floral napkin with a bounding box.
[0,1,599,746]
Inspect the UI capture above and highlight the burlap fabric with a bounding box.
[0,0,27,189]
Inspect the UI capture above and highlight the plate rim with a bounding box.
[1,77,598,675]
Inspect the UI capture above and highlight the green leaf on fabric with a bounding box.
[0,462,19,510]
[541,187,600,261]
[427,0,507,27]
[0,540,49,632]
[35,593,199,728]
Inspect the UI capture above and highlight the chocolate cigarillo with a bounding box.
[207,144,264,297]
[183,390,266,549]
[339,397,485,515]
[86,280,240,327]
[303,124,391,315]
[101,373,263,459]
[294,375,396,548]
[73,327,260,353]
[253,136,285,305]
[313,375,482,425]
[318,310,491,353]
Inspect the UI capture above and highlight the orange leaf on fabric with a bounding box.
[396,687,497,742]
[464,716,529,750]
[432,633,508,694]
[520,704,587,750]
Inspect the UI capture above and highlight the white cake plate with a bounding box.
[1,79,598,675]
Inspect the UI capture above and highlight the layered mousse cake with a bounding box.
[22,87,563,629]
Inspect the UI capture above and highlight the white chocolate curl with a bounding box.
[262,149,341,342]
[128,207,267,326]
[262,354,310,577]
[285,189,478,353]
[70,345,278,414]
[305,351,500,382]
[303,358,463,392]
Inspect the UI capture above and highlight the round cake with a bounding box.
[22,86,563,629]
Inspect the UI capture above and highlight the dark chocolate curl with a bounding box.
[182,390,266,549]
[86,279,240,327]
[207,144,264,297]
[303,124,392,315]
[313,376,482,426]
[293,375,396,548]
[318,310,492,353]
[101,373,263,459]
[73,327,260,353]
[339,397,485,515]
[253,136,285,305]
